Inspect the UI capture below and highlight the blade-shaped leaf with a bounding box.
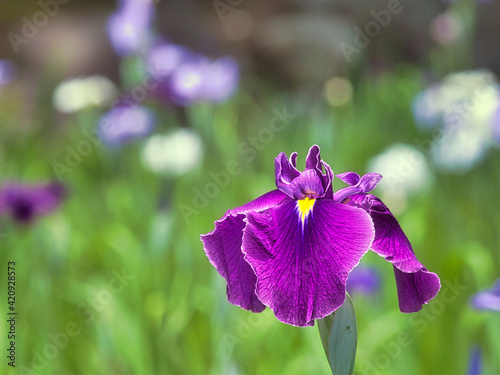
[317,293,357,375]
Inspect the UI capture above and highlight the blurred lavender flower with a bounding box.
[466,346,482,375]
[98,104,155,146]
[412,70,500,172]
[0,182,65,224]
[470,279,500,312]
[146,42,240,105]
[346,265,381,296]
[107,0,154,56]
[170,56,239,105]
[0,59,15,86]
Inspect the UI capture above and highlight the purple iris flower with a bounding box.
[0,59,15,86]
[470,279,500,312]
[98,104,154,146]
[346,265,381,296]
[106,0,154,56]
[201,145,440,327]
[0,182,65,224]
[146,43,240,105]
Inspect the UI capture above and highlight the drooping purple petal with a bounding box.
[201,190,288,312]
[0,182,66,223]
[470,279,500,312]
[98,105,154,145]
[106,0,154,56]
[242,199,374,327]
[345,193,441,312]
[346,265,381,296]
[393,267,442,313]
[202,214,265,312]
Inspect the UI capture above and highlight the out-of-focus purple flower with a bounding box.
[107,0,154,56]
[201,145,440,327]
[146,42,240,105]
[170,56,239,105]
[98,104,155,146]
[147,43,191,79]
[471,279,500,312]
[346,266,381,296]
[0,59,15,86]
[466,346,482,375]
[0,182,66,224]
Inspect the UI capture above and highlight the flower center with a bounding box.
[297,196,315,223]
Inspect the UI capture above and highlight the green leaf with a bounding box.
[317,293,357,375]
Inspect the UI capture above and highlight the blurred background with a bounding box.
[1,0,499,374]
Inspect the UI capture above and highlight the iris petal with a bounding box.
[201,190,288,312]
[334,172,382,202]
[242,199,374,327]
[346,193,441,312]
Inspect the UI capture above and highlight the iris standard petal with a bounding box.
[201,190,288,312]
[276,145,333,200]
[242,199,374,327]
[288,169,325,200]
[336,172,361,186]
[346,193,441,312]
[334,172,382,202]
[304,145,334,198]
[275,152,300,197]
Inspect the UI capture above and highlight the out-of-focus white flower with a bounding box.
[367,144,432,213]
[141,128,203,175]
[53,75,118,114]
[412,70,500,172]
